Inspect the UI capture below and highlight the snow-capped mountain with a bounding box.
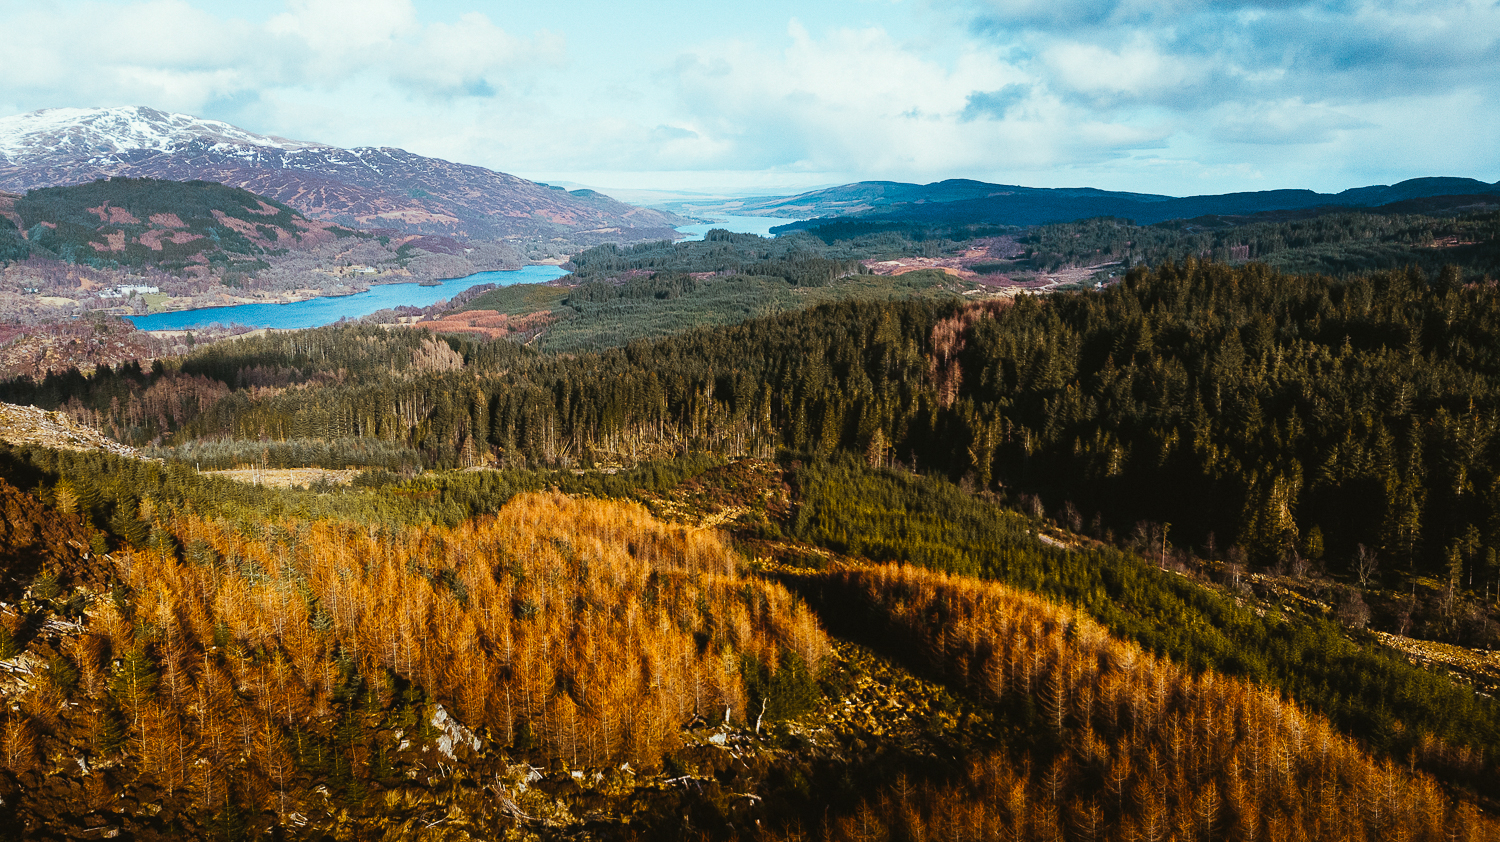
[0,106,683,241]
[0,106,326,165]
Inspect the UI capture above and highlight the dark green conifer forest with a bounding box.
[16,258,1500,588]
[11,235,1500,837]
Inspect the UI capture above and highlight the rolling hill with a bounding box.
[665,176,1500,230]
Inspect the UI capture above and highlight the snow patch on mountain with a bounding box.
[0,106,326,165]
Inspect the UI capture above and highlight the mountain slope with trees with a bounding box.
[1,438,1497,838]
[16,258,1500,589]
[8,177,354,276]
[0,106,685,242]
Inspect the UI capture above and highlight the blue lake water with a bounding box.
[128,264,569,331]
[675,214,800,241]
[128,214,802,331]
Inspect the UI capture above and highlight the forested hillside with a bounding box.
[765,177,1500,231]
[8,251,1500,837]
[2,438,1498,838]
[14,259,1500,586]
[9,178,357,277]
[791,205,1500,279]
[0,211,27,264]
[777,564,1495,841]
[0,177,538,334]
[445,228,979,352]
[0,458,830,838]
[1014,207,1500,276]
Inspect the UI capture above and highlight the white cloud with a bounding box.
[0,0,1495,195]
[0,0,558,118]
[1212,99,1371,146]
[395,14,564,95]
[260,1,564,96]
[267,0,415,55]
[666,23,1014,173]
[908,0,1500,191]
[0,0,265,110]
[650,19,1191,182]
[1041,39,1209,104]
[959,0,1500,107]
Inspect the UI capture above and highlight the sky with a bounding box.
[1,0,1497,199]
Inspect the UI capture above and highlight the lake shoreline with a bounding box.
[137,260,544,316]
[127,264,571,332]
[127,216,799,332]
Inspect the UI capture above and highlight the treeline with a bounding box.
[2,443,764,571]
[566,229,871,283]
[785,218,1020,255]
[0,440,486,542]
[534,269,952,354]
[0,491,827,835]
[0,440,727,542]
[0,327,521,445]
[1017,208,1500,275]
[764,564,1495,842]
[145,437,424,472]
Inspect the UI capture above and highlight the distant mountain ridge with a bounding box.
[672,179,1172,219]
[668,176,1500,231]
[0,106,685,242]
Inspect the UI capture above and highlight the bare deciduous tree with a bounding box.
[1355,544,1380,588]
